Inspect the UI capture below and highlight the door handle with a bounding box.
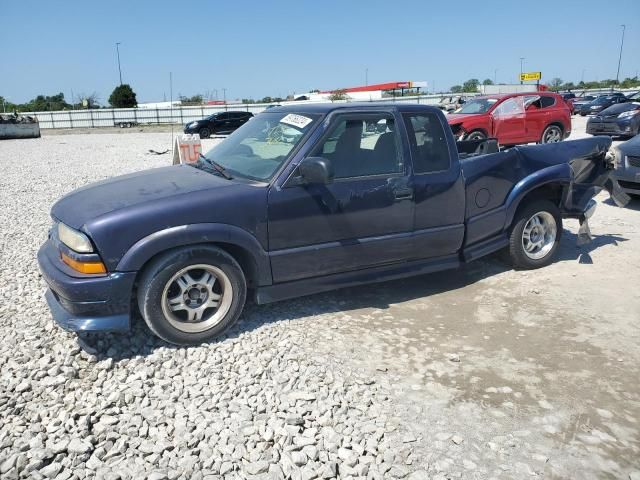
[394,187,413,200]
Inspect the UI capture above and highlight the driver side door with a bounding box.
[267,111,415,283]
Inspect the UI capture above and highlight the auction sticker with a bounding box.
[280,114,313,129]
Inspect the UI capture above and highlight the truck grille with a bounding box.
[628,156,640,168]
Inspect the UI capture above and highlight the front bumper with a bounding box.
[587,119,635,136]
[38,240,135,332]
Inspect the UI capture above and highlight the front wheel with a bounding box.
[540,125,563,144]
[137,246,247,345]
[465,130,487,141]
[199,127,211,139]
[506,200,562,269]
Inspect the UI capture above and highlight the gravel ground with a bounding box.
[0,117,639,480]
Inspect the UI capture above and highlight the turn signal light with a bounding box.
[61,252,107,274]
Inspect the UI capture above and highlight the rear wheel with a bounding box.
[506,200,562,269]
[199,127,211,139]
[137,246,246,345]
[540,125,563,144]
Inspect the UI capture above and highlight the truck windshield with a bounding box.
[455,98,498,114]
[200,112,320,181]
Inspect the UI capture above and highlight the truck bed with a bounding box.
[458,137,613,249]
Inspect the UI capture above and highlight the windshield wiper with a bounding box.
[198,153,233,180]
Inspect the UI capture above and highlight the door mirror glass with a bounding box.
[298,156,334,184]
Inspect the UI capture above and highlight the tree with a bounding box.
[77,92,100,109]
[328,89,348,102]
[462,79,480,93]
[482,79,494,86]
[179,94,203,106]
[549,78,563,91]
[108,84,137,108]
[450,85,463,93]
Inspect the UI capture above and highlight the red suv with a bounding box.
[447,92,571,146]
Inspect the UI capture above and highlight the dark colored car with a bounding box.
[39,103,621,345]
[611,134,640,197]
[571,95,596,114]
[579,93,628,116]
[586,103,640,137]
[447,92,571,145]
[184,111,253,138]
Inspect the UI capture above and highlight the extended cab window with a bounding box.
[403,113,450,173]
[312,113,402,179]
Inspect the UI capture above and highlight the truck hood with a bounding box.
[52,165,235,230]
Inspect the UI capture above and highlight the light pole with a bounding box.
[115,42,123,85]
[222,88,227,104]
[494,69,497,84]
[519,57,525,84]
[615,24,626,84]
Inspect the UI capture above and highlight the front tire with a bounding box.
[137,246,246,345]
[506,200,562,270]
[465,130,487,141]
[199,127,211,139]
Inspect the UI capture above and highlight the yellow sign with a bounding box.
[520,71,542,81]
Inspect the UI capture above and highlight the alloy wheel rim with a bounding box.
[544,126,562,143]
[161,264,233,333]
[521,211,557,260]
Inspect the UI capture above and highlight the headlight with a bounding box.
[618,110,639,118]
[58,222,94,253]
[590,105,599,109]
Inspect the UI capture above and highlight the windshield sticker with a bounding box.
[280,114,313,129]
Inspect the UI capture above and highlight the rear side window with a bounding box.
[540,96,556,108]
[402,113,450,173]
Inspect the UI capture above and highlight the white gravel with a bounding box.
[0,120,639,480]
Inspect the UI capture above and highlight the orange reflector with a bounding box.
[61,252,106,274]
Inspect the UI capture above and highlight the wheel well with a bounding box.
[468,128,488,137]
[509,183,564,231]
[133,242,260,294]
[517,183,564,215]
[546,122,564,133]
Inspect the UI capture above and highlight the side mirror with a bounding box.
[298,156,334,185]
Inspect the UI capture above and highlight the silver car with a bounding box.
[612,134,640,197]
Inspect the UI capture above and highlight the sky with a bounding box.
[1,0,639,105]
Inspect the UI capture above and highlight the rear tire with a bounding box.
[540,125,563,144]
[506,200,562,270]
[137,246,246,345]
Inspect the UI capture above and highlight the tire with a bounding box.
[137,246,247,345]
[506,199,562,270]
[465,130,487,141]
[199,127,211,139]
[540,125,563,144]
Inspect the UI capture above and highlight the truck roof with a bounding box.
[266,102,442,115]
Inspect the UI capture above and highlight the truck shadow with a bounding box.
[80,230,627,360]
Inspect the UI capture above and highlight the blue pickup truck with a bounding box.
[38,103,621,345]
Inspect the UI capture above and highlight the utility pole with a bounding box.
[519,57,525,84]
[616,24,626,84]
[115,42,123,85]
